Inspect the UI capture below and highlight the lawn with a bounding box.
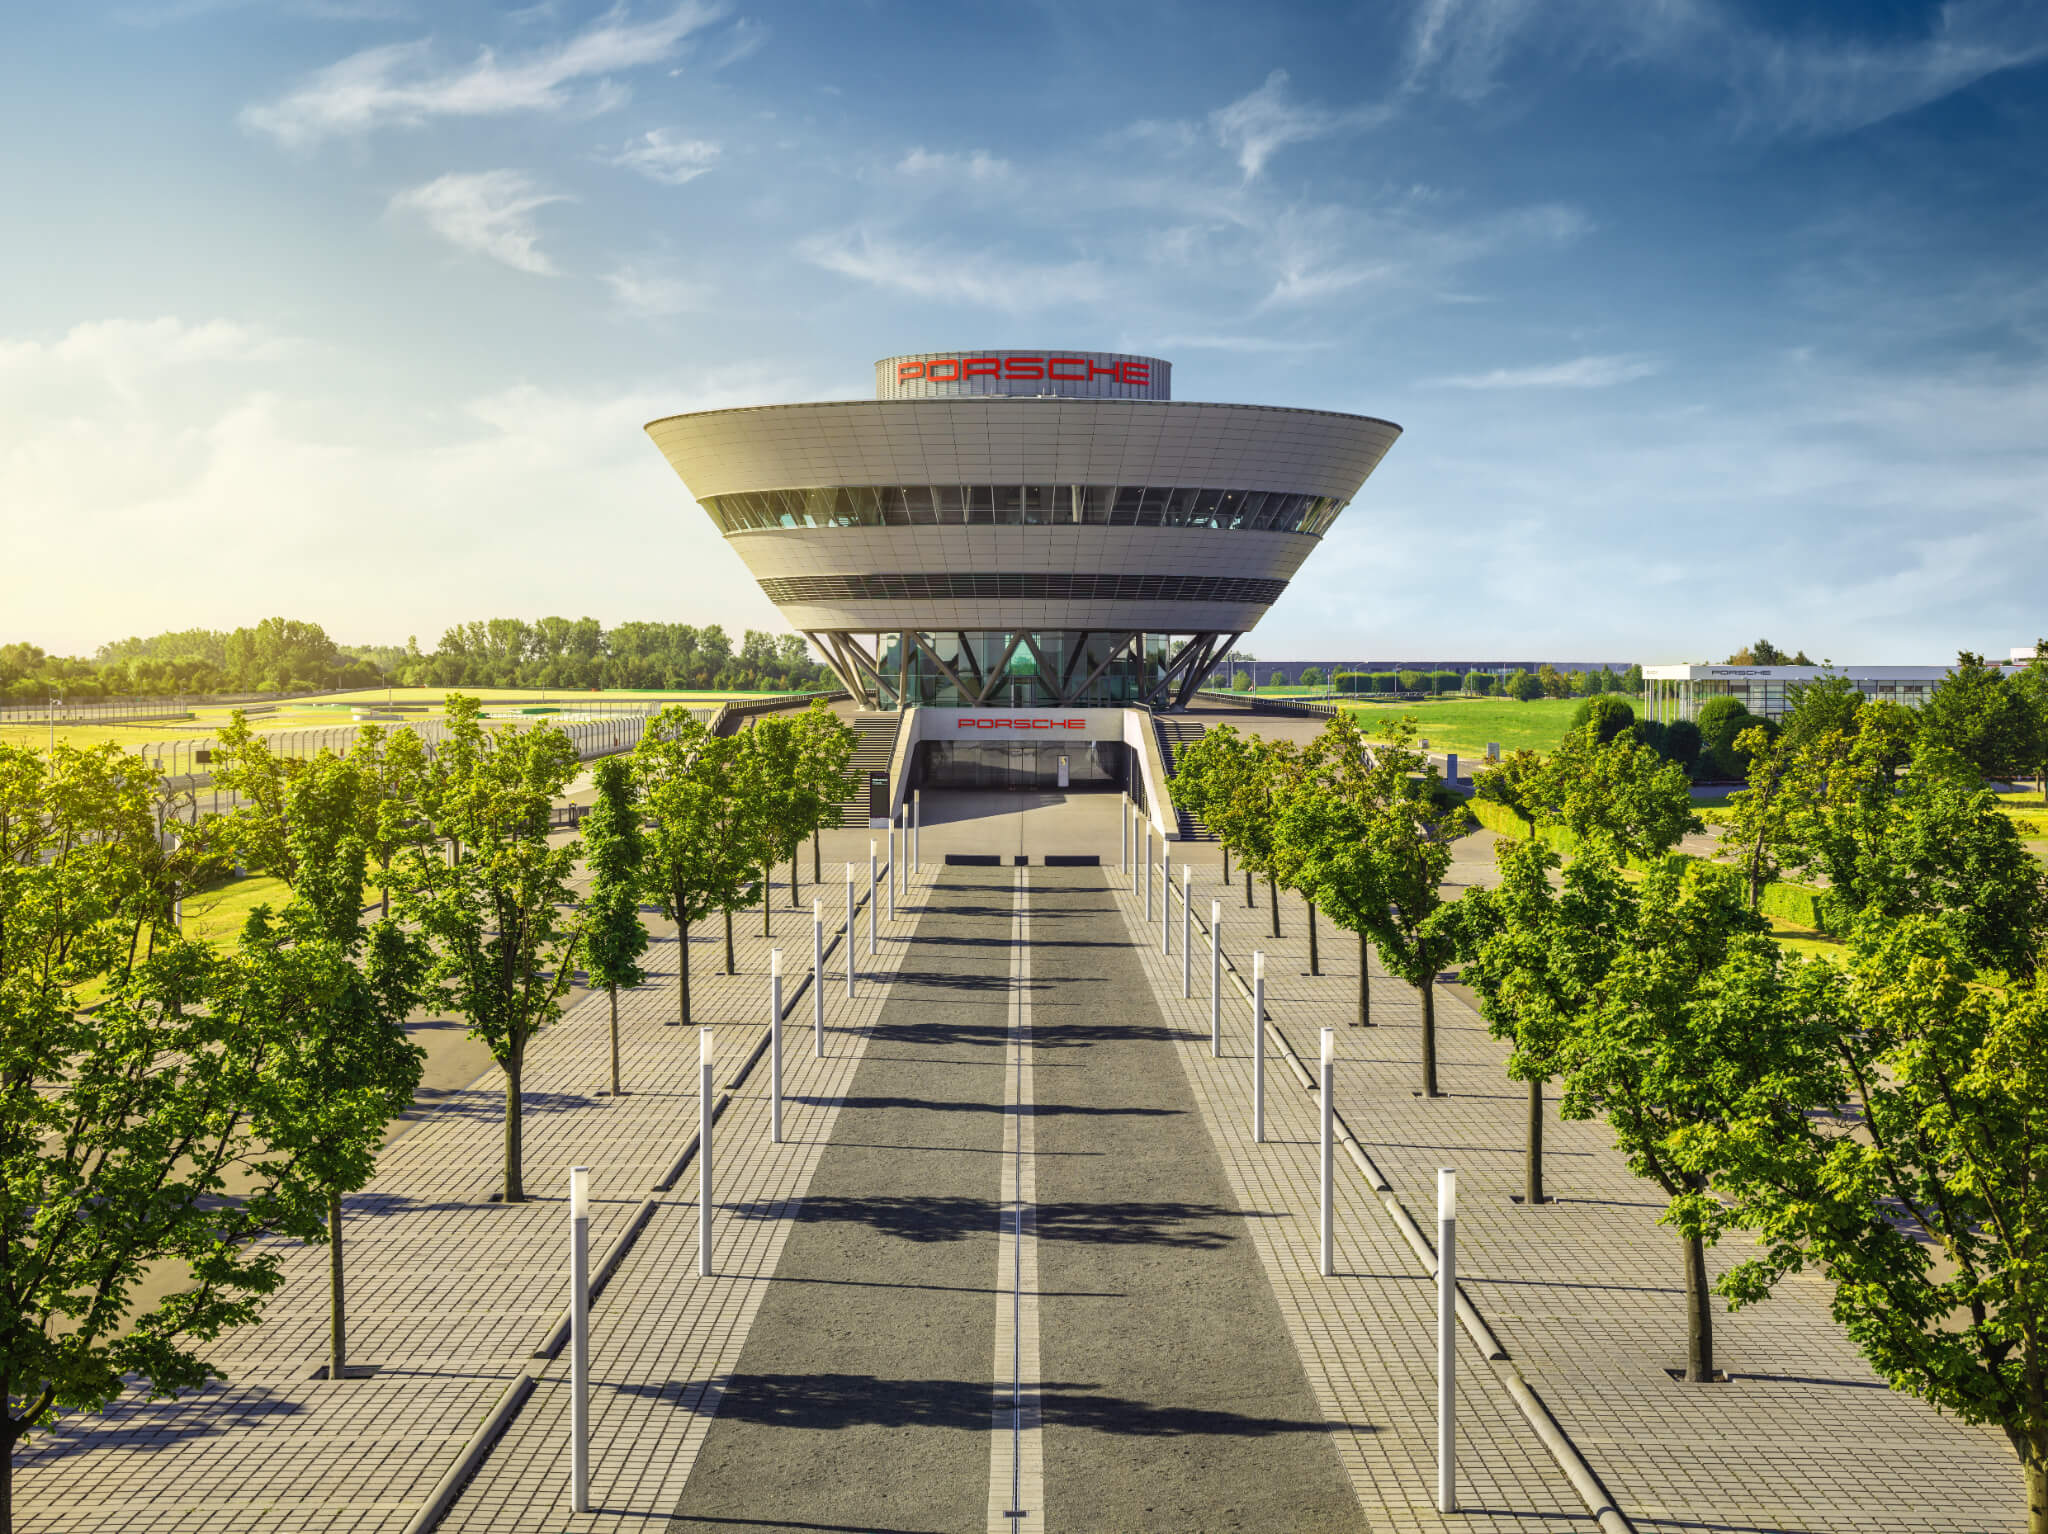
[1339,697,1586,759]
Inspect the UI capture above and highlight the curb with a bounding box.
[400,1371,535,1534]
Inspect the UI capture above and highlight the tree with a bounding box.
[1778,669,1864,751]
[1661,716,1703,774]
[1473,748,1545,836]
[1537,664,1568,699]
[1921,652,2044,786]
[1552,856,1837,1381]
[1528,724,1701,865]
[1506,669,1544,702]
[1567,694,1637,745]
[1274,714,1387,1026]
[1231,670,1253,692]
[2007,639,2048,803]
[1695,695,1771,779]
[793,701,858,884]
[583,756,648,1096]
[1182,730,1295,934]
[1300,665,1325,687]
[633,708,761,1016]
[388,696,582,1203]
[1703,919,2048,1530]
[1467,670,1495,696]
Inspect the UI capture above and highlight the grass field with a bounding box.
[0,687,772,754]
[1339,697,1584,758]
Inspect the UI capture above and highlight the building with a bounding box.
[1640,664,1952,723]
[645,350,1398,715]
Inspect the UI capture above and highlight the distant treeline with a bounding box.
[0,615,833,701]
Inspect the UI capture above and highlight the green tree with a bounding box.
[1231,670,1253,692]
[1552,856,1837,1380]
[1274,713,1387,1026]
[1695,695,1770,779]
[633,709,761,1014]
[1364,718,1472,1095]
[1703,920,2048,1530]
[793,701,858,885]
[388,697,582,1203]
[1299,665,1325,687]
[1529,724,1701,865]
[1921,651,2044,786]
[1567,694,1636,744]
[1537,664,1568,699]
[1473,748,1546,836]
[1505,669,1543,702]
[1181,729,1294,934]
[583,756,648,1096]
[2008,640,2048,803]
[1777,668,1864,751]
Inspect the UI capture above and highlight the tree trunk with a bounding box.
[1525,1078,1546,1203]
[1683,1226,1714,1381]
[761,875,771,937]
[790,855,799,910]
[1222,844,1230,883]
[812,828,821,883]
[1244,868,1253,908]
[679,915,694,1023]
[1267,874,1281,937]
[380,880,389,920]
[1357,930,1372,1027]
[608,984,621,1094]
[2027,1448,2048,1534]
[503,1050,525,1203]
[328,1187,346,1380]
[1308,903,1319,975]
[723,908,735,975]
[1420,976,1439,1096]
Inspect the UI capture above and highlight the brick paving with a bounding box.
[1119,854,2024,1534]
[15,860,919,1534]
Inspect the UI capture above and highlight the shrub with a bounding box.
[1231,670,1253,692]
[1333,671,1368,694]
[1694,696,1777,778]
[1466,671,1495,696]
[1662,718,1702,773]
[1429,670,1461,695]
[1267,670,1288,688]
[1371,672,1399,694]
[1570,694,1639,744]
[1300,665,1325,687]
[1506,670,1544,702]
[1398,669,1426,692]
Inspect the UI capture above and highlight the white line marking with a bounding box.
[989,866,1043,1532]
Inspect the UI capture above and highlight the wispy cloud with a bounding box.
[609,129,720,185]
[1431,353,1661,389]
[897,147,1012,182]
[388,171,568,275]
[1143,334,1340,354]
[0,317,292,401]
[241,1,725,147]
[602,265,707,315]
[798,228,1104,311]
[1209,69,1390,181]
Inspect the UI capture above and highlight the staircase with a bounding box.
[1153,716,1216,841]
[835,712,900,828]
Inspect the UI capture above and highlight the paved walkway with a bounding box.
[1115,844,2023,1534]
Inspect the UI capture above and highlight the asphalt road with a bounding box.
[666,864,1360,1534]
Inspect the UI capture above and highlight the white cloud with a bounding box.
[1430,354,1662,389]
[798,228,1105,311]
[602,265,707,316]
[609,129,721,185]
[1209,69,1390,181]
[240,1,725,146]
[897,147,1012,182]
[0,317,292,404]
[387,171,568,275]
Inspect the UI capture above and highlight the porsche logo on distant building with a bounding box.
[897,355,1152,386]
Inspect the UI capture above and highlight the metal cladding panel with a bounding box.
[772,601,1272,631]
[643,398,1400,500]
[723,526,1316,583]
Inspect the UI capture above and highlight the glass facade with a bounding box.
[703,483,1347,537]
[870,630,1180,708]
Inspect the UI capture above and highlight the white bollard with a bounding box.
[698,1030,715,1276]
[1439,1167,1458,1513]
[569,1165,590,1512]
[769,951,783,1144]
[1320,1031,1335,1276]
[869,841,878,957]
[845,863,856,997]
[913,791,920,872]
[1120,803,1128,871]
[1210,901,1222,1056]
[1181,865,1192,998]
[1252,951,1266,1143]
[1144,827,1153,922]
[813,900,825,1056]
[1132,810,1140,894]
[887,821,896,922]
[1162,846,1172,956]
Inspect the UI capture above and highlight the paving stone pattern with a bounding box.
[1120,859,2024,1534]
[15,863,918,1534]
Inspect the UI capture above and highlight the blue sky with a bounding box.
[4,1,2045,664]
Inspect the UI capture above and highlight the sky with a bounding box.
[4,0,2046,666]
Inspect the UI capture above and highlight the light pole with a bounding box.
[868,841,877,957]
[1161,845,1171,956]
[1252,950,1265,1142]
[1319,1031,1334,1276]
[1438,1167,1458,1513]
[1210,900,1222,1056]
[769,950,783,1144]
[698,1030,715,1277]
[1181,865,1192,998]
[813,899,824,1056]
[845,862,856,997]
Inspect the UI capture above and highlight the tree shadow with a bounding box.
[19,1381,307,1459]
[420,1088,599,1121]
[792,1094,1179,1122]
[612,1372,1358,1439]
[722,1194,1239,1249]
